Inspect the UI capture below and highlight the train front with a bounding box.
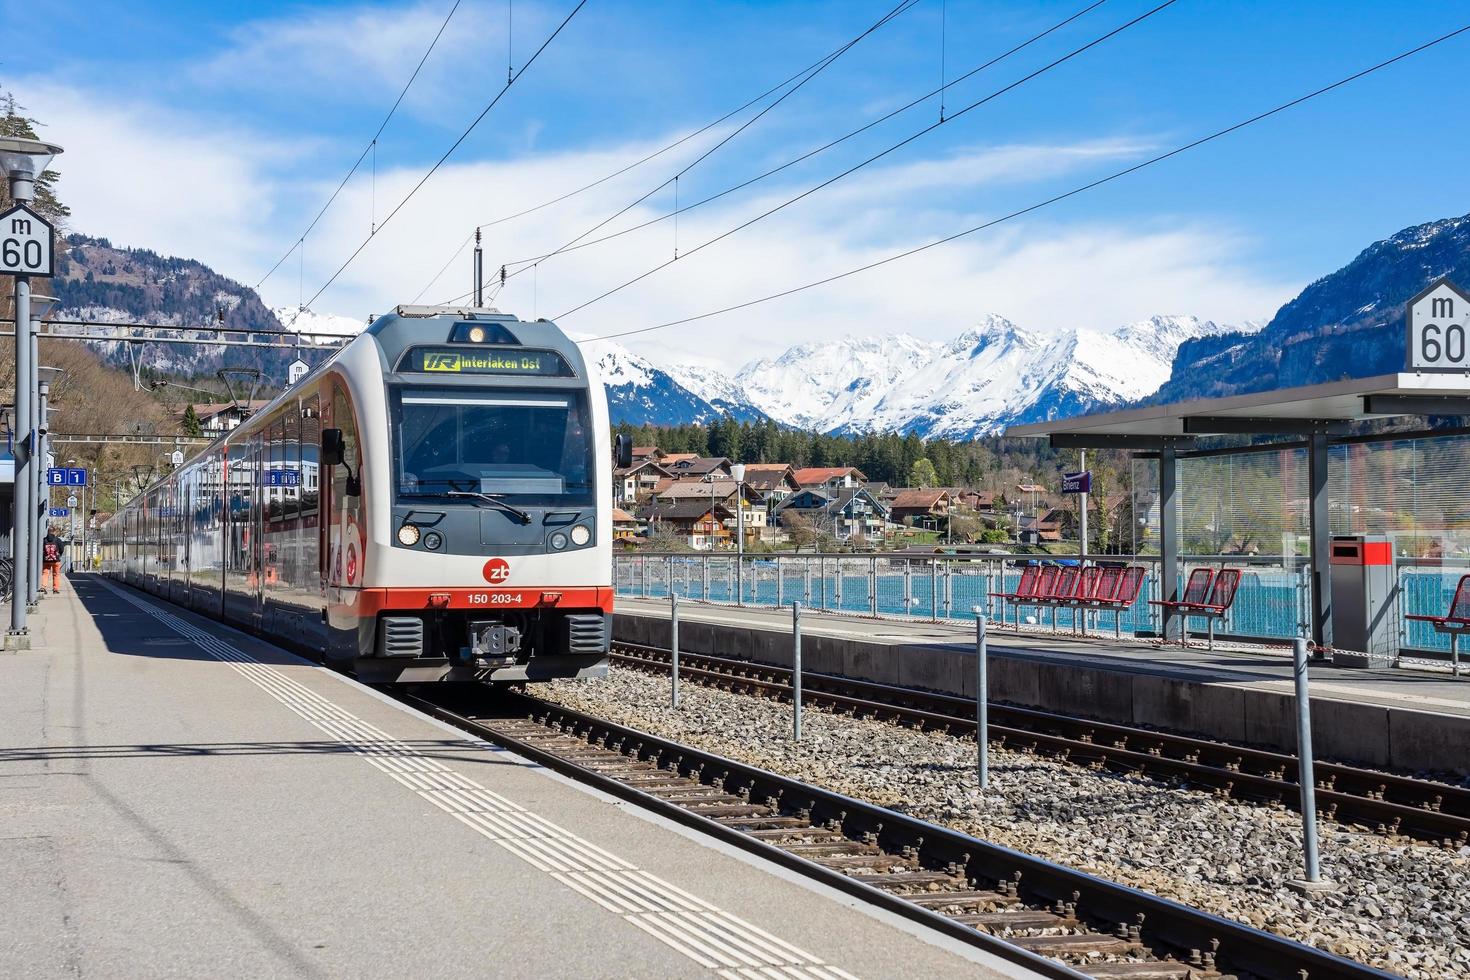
[347,306,612,684]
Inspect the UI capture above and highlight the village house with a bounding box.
[888,488,951,531]
[613,458,672,504]
[638,498,734,550]
[776,485,888,543]
[792,466,867,493]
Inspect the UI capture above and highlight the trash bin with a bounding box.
[1328,535,1395,667]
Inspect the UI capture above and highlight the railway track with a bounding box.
[406,687,1391,980]
[609,641,1470,848]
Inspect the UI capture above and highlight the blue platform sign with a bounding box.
[66,467,88,487]
[1061,471,1091,495]
[265,470,301,487]
[49,507,68,517]
[46,467,65,485]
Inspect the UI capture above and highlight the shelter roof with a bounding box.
[1005,373,1470,442]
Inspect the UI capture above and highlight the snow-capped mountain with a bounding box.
[273,306,365,343]
[704,314,1253,439]
[580,339,767,427]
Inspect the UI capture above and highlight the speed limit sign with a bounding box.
[0,203,54,277]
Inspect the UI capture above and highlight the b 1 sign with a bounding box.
[1407,278,1470,372]
[1061,471,1091,494]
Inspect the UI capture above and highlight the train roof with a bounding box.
[365,305,589,379]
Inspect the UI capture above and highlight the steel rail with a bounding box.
[403,688,1390,980]
[610,641,1470,847]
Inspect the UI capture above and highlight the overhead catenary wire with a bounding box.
[254,0,463,292]
[490,0,1105,276]
[438,0,920,307]
[304,0,589,310]
[553,0,1174,321]
[585,21,1470,344]
[423,3,927,307]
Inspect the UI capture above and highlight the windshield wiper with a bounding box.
[447,485,532,525]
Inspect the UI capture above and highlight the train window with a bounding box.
[300,394,320,520]
[267,416,286,524]
[392,387,593,505]
[284,407,302,521]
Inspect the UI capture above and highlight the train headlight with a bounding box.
[570,524,591,547]
[423,531,443,551]
[397,523,421,546]
[467,325,487,343]
[549,531,569,550]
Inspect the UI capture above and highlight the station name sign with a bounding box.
[1061,471,1091,494]
[1407,278,1470,372]
[402,347,571,377]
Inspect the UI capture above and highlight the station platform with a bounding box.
[613,598,1470,776]
[1,576,1035,980]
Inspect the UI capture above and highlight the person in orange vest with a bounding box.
[42,527,67,594]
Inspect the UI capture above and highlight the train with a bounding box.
[99,305,630,684]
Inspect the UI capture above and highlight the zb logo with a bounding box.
[423,352,462,371]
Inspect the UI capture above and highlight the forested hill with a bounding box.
[1152,212,1470,403]
[51,234,327,383]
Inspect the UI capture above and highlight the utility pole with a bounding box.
[0,137,63,643]
[473,228,483,306]
[33,363,60,604]
[1079,449,1088,562]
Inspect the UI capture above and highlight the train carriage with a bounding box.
[100,305,620,684]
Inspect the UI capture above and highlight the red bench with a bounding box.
[996,564,1060,629]
[1088,564,1146,637]
[1149,567,1241,648]
[1404,573,1470,677]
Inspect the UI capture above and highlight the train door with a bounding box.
[324,379,364,665]
[249,429,266,629]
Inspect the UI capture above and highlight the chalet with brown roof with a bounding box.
[792,466,866,491]
[889,489,951,530]
[666,455,733,481]
[613,458,672,504]
[740,464,800,504]
[637,498,734,550]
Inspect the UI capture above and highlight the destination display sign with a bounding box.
[401,347,571,376]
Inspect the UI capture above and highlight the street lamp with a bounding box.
[3,136,64,642]
[730,463,746,605]
[32,359,61,606]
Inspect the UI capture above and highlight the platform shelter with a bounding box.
[1006,372,1470,651]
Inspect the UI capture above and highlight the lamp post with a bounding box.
[730,463,746,605]
[1,136,64,642]
[32,361,61,605]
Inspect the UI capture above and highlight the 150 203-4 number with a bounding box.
[468,593,521,605]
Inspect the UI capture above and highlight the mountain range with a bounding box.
[48,210,1470,436]
[585,314,1255,437]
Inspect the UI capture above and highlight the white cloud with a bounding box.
[192,1,510,119]
[20,81,308,280]
[23,73,1291,374]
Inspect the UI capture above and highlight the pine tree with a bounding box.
[181,404,203,438]
[0,92,69,221]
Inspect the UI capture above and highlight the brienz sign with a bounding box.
[1407,278,1470,372]
[1061,471,1091,495]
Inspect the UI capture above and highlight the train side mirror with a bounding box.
[615,433,633,469]
[321,428,345,466]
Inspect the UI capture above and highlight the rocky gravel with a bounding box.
[540,668,1470,979]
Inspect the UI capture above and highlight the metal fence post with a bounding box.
[1290,636,1331,890]
[975,610,989,790]
[869,557,877,616]
[775,556,783,608]
[792,601,803,741]
[702,555,709,600]
[666,555,673,599]
[930,559,939,621]
[671,591,681,708]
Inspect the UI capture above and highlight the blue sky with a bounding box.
[11,0,1470,365]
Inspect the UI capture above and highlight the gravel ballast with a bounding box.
[540,668,1470,978]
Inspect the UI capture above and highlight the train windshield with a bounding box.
[393,387,594,504]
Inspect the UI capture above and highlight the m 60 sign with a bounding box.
[1407,279,1470,372]
[0,203,54,277]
